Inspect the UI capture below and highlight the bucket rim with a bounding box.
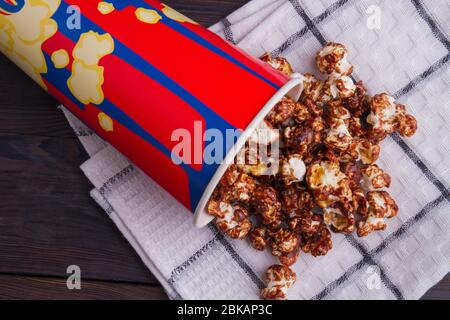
[193,73,305,228]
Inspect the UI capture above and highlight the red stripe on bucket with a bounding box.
[45,79,193,209]
[64,0,281,129]
[42,31,205,171]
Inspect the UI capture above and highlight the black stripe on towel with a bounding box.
[222,18,237,44]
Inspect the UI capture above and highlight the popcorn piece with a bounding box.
[71,31,114,66]
[306,161,353,208]
[217,165,255,203]
[0,0,60,89]
[280,154,306,185]
[356,139,380,165]
[252,185,283,229]
[316,42,353,76]
[98,112,114,132]
[327,103,352,121]
[260,53,293,76]
[398,113,418,138]
[261,265,296,300]
[284,126,321,157]
[348,117,366,138]
[308,116,326,134]
[304,97,324,117]
[248,120,280,146]
[98,2,115,15]
[337,140,360,163]
[289,210,323,235]
[236,144,279,177]
[327,75,356,99]
[51,49,70,69]
[366,93,398,133]
[301,225,333,257]
[351,187,368,216]
[341,162,362,189]
[249,226,269,251]
[206,199,227,218]
[297,189,315,211]
[266,96,296,126]
[210,202,252,239]
[135,8,162,24]
[217,164,239,189]
[68,60,109,105]
[325,118,353,151]
[366,93,416,141]
[279,247,301,266]
[292,100,311,123]
[366,191,398,219]
[361,164,391,190]
[280,187,315,220]
[344,80,369,117]
[285,209,301,230]
[270,228,300,256]
[280,185,300,214]
[395,104,418,138]
[302,73,325,103]
[323,206,356,233]
[230,173,256,202]
[308,144,340,164]
[262,210,283,231]
[318,85,333,106]
[238,158,279,177]
[358,191,397,236]
[357,215,387,237]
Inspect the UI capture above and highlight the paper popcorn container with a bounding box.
[0,0,303,227]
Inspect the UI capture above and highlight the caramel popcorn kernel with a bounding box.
[316,42,353,76]
[261,265,296,300]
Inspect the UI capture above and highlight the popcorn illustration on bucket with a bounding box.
[0,0,303,227]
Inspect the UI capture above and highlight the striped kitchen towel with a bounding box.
[61,0,450,299]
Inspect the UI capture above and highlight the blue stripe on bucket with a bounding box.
[107,0,281,89]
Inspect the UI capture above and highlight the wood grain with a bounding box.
[0,275,166,300]
[0,133,156,284]
[0,0,448,300]
[423,277,450,300]
[0,57,70,138]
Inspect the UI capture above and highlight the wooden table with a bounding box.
[0,0,448,300]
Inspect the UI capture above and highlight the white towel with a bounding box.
[61,0,450,300]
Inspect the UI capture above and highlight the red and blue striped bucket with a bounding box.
[0,0,303,226]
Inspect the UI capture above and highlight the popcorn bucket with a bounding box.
[0,0,303,227]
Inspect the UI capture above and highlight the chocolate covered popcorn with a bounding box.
[301,224,333,257]
[361,164,391,190]
[357,191,398,237]
[323,206,356,233]
[249,226,269,251]
[280,154,306,185]
[316,42,353,76]
[252,184,283,230]
[260,265,296,300]
[366,93,417,141]
[270,228,301,257]
[206,42,417,300]
[260,53,294,76]
[307,160,353,208]
[266,96,297,126]
[208,201,252,239]
[216,165,256,203]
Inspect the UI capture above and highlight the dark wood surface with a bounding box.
[0,0,448,300]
